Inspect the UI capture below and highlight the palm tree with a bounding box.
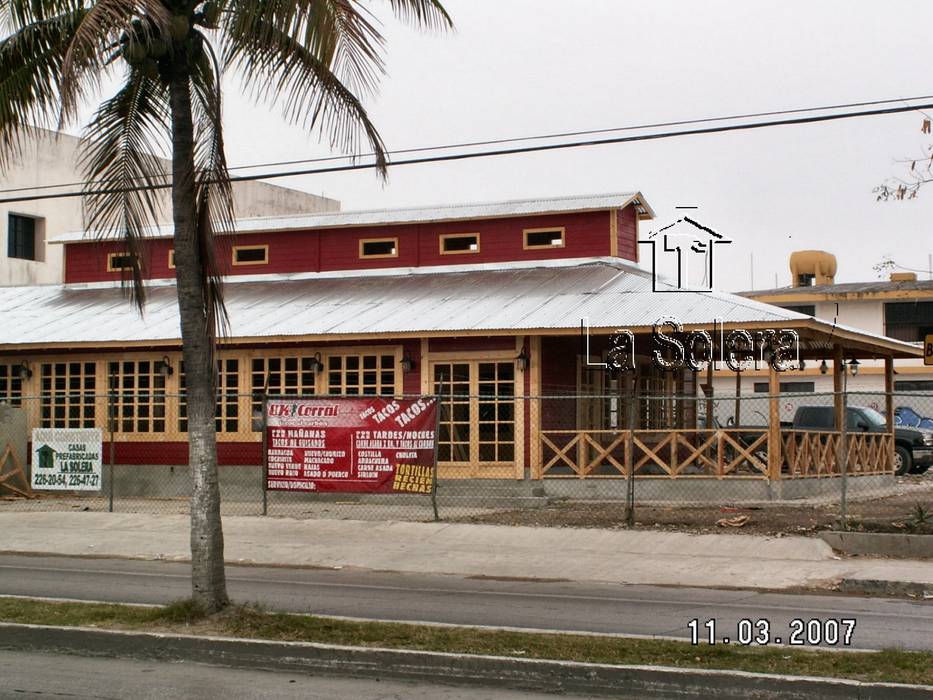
[0,0,450,612]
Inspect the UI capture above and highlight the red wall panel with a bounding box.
[617,206,638,262]
[64,209,624,283]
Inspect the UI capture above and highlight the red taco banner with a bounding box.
[264,397,438,494]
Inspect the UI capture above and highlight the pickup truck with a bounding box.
[792,405,933,476]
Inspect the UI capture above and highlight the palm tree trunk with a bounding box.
[169,70,229,612]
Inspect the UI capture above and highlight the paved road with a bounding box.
[0,649,593,699]
[0,554,930,651]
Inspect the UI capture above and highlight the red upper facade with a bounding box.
[59,193,652,284]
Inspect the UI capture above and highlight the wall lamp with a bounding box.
[848,358,860,376]
[157,355,174,376]
[309,352,324,373]
[516,349,530,372]
[400,351,416,373]
[819,359,828,375]
[17,361,32,380]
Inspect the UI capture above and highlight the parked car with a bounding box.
[894,406,933,431]
[793,405,933,476]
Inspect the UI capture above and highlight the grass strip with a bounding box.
[0,597,930,686]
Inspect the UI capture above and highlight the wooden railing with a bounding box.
[539,428,895,479]
[781,430,893,477]
[539,428,770,479]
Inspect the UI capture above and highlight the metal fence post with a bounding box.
[107,386,115,513]
[839,388,849,530]
[261,394,268,516]
[625,374,636,526]
[431,394,441,522]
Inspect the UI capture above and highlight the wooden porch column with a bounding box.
[884,356,894,427]
[885,355,895,472]
[529,335,543,479]
[832,345,844,430]
[767,362,781,480]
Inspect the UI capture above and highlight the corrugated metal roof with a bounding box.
[51,192,654,243]
[741,279,933,297]
[1,257,918,358]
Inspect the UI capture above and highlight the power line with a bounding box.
[3,93,933,197]
[1,99,931,206]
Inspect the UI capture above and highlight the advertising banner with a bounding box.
[264,397,438,494]
[31,428,103,491]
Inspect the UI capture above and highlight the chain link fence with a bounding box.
[1,391,931,535]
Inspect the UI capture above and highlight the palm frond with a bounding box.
[0,0,82,33]
[79,68,169,312]
[58,0,169,126]
[380,0,452,30]
[0,6,85,166]
[222,7,388,174]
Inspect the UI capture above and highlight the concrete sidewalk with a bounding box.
[2,512,932,591]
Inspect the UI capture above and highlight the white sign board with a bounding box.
[31,428,103,491]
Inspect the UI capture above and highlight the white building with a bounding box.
[711,250,933,422]
[0,128,339,286]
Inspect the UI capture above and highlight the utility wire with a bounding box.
[1,99,931,206]
[3,93,933,197]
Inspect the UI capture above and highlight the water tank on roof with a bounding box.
[789,250,836,287]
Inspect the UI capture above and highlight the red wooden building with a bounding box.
[0,193,920,489]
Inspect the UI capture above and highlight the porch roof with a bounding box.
[0,257,921,358]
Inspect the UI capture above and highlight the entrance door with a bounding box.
[433,361,517,477]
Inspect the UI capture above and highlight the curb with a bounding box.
[838,578,933,599]
[819,531,933,559]
[0,623,931,699]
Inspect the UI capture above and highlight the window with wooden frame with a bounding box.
[327,353,396,396]
[523,227,565,249]
[232,245,269,266]
[107,252,139,272]
[439,233,480,255]
[107,360,167,433]
[250,355,319,419]
[179,358,240,433]
[40,362,97,429]
[0,364,24,406]
[433,361,515,465]
[168,250,175,269]
[359,237,398,259]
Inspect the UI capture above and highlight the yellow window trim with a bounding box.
[439,232,481,255]
[168,249,175,269]
[232,244,269,266]
[359,237,399,259]
[107,252,138,272]
[523,227,565,250]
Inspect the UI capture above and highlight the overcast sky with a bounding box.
[75,1,933,291]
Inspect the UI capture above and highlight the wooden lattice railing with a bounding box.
[781,430,893,477]
[539,429,895,479]
[539,428,770,479]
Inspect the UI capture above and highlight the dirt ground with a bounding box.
[453,473,933,536]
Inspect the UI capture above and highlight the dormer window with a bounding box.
[233,245,269,266]
[359,237,398,259]
[439,233,480,255]
[524,228,565,249]
[107,252,139,272]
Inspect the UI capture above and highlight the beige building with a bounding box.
[711,250,933,422]
[0,128,339,286]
